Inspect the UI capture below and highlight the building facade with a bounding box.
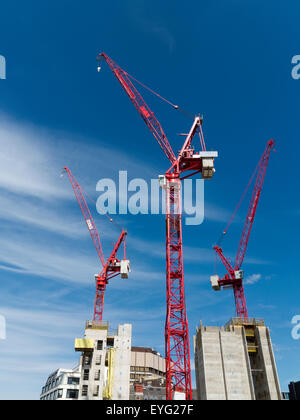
[130,346,165,384]
[40,367,80,400]
[75,320,132,400]
[194,318,282,400]
[129,347,166,400]
[288,381,300,400]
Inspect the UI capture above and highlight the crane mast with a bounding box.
[211,140,275,318]
[63,167,130,321]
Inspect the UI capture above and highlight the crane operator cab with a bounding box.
[199,151,218,180]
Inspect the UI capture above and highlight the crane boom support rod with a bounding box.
[214,245,235,277]
[63,167,106,267]
[99,53,176,164]
[235,139,275,270]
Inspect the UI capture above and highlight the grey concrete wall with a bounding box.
[255,327,282,400]
[194,325,255,400]
[112,324,132,400]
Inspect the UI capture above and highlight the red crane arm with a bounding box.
[101,229,127,278]
[214,245,235,278]
[235,139,275,270]
[99,53,176,165]
[63,167,106,268]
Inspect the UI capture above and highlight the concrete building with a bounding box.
[40,367,80,400]
[130,346,165,384]
[75,320,131,400]
[194,318,282,400]
[129,347,166,400]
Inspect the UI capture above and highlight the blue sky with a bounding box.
[0,0,299,399]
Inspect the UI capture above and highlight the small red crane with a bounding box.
[211,140,275,318]
[97,53,218,399]
[63,167,130,321]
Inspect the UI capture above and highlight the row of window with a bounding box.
[83,369,101,381]
[42,376,62,394]
[130,367,165,376]
[40,389,79,400]
[81,385,99,397]
[83,353,102,366]
[41,376,79,395]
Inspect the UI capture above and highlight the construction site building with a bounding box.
[193,318,282,400]
[129,346,166,400]
[130,346,166,383]
[75,321,132,400]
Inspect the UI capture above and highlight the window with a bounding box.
[57,389,63,399]
[93,385,99,397]
[107,337,114,348]
[83,354,92,366]
[68,377,80,385]
[66,389,79,399]
[97,340,103,350]
[95,355,102,365]
[82,385,88,396]
[56,376,62,386]
[83,369,89,380]
[94,370,100,381]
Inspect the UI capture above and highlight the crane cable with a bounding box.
[61,169,124,232]
[125,72,195,120]
[81,186,124,232]
[216,158,260,246]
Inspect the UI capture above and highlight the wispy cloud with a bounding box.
[245,273,262,285]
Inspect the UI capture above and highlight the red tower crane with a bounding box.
[210,140,275,318]
[97,53,218,400]
[63,167,130,321]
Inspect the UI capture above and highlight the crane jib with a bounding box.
[114,69,135,100]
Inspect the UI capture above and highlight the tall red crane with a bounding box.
[97,53,218,399]
[63,167,130,321]
[210,140,275,318]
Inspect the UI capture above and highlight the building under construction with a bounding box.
[43,53,281,402]
[74,321,132,400]
[193,318,282,400]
